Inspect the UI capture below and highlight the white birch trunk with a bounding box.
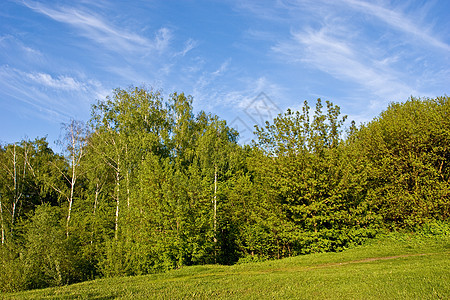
[65,120,86,238]
[126,144,130,208]
[12,144,17,231]
[214,165,217,243]
[10,144,21,237]
[91,183,100,244]
[67,147,76,237]
[11,202,16,233]
[114,154,120,240]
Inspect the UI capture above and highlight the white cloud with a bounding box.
[238,0,448,105]
[189,57,285,118]
[175,38,198,57]
[0,66,71,122]
[26,72,84,90]
[223,77,285,110]
[273,24,418,103]
[194,59,232,94]
[212,59,231,76]
[21,45,42,57]
[19,1,204,86]
[0,35,44,64]
[0,66,105,122]
[154,28,172,53]
[21,1,171,54]
[339,0,450,52]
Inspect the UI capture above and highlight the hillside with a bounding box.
[5,232,449,299]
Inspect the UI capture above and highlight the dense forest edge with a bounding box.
[0,87,449,292]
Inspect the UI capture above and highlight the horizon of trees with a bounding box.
[0,86,448,292]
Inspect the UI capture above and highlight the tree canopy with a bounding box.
[1,87,448,292]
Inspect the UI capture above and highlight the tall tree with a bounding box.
[251,99,373,256]
[194,113,239,261]
[0,138,61,242]
[59,120,88,237]
[88,86,173,277]
[0,142,30,239]
[354,96,450,227]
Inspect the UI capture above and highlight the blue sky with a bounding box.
[1,0,449,149]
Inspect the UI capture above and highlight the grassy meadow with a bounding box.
[5,232,449,299]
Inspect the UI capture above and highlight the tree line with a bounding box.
[1,87,448,292]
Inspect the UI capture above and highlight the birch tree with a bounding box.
[0,138,63,244]
[89,86,170,241]
[0,141,34,241]
[195,113,239,260]
[60,120,88,237]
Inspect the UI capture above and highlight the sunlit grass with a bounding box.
[6,233,449,299]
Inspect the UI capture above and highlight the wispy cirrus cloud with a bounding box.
[175,38,198,57]
[0,66,106,122]
[188,59,231,111]
[222,76,285,143]
[17,0,207,92]
[239,0,448,102]
[272,25,417,104]
[223,76,285,110]
[0,35,44,65]
[338,0,450,52]
[26,72,84,90]
[1,67,71,122]
[153,28,172,53]
[248,0,450,114]
[21,0,172,54]
[191,56,285,116]
[269,0,450,50]
[194,59,232,94]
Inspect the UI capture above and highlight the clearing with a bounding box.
[5,233,449,299]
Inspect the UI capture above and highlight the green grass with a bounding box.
[5,233,449,299]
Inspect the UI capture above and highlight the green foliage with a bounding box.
[1,89,449,293]
[415,220,450,237]
[355,96,450,228]
[0,243,26,292]
[21,204,90,289]
[249,99,377,257]
[85,87,240,276]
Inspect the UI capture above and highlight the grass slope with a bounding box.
[5,233,449,299]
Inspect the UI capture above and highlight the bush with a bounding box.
[0,243,26,293]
